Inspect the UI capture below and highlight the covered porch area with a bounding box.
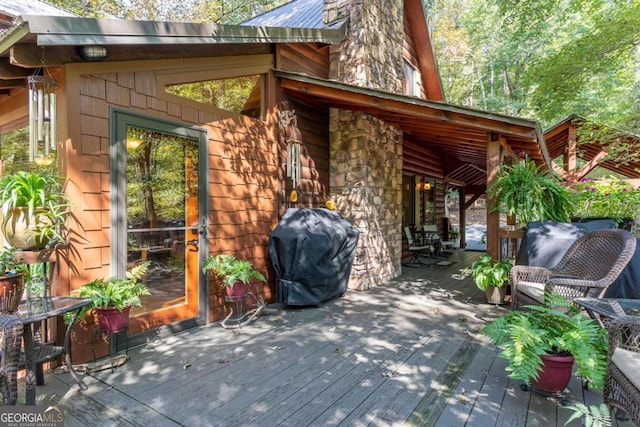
[26,250,631,426]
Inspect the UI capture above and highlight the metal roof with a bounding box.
[0,15,346,50]
[241,0,327,29]
[0,0,75,19]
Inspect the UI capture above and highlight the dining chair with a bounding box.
[403,227,430,268]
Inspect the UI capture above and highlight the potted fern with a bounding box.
[469,255,512,305]
[76,262,150,334]
[481,293,608,394]
[202,254,266,300]
[488,160,574,224]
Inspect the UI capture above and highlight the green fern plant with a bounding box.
[75,262,151,320]
[563,403,612,427]
[481,293,608,389]
[488,160,574,224]
[202,254,266,289]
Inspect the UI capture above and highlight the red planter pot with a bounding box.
[532,354,575,395]
[225,282,248,301]
[96,305,131,334]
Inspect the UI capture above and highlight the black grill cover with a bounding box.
[268,208,359,306]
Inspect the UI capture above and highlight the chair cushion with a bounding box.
[612,348,640,391]
[516,281,545,304]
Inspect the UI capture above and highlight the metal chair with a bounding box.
[511,228,637,309]
[403,226,430,268]
[604,315,640,424]
[423,224,455,256]
[0,315,23,405]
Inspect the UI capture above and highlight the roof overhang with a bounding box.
[276,70,551,178]
[0,15,347,57]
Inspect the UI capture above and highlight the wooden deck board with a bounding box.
[23,250,635,427]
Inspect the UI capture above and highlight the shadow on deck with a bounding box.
[27,250,633,427]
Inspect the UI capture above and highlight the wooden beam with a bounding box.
[464,191,483,210]
[10,45,70,68]
[551,161,567,179]
[0,59,31,79]
[0,79,25,89]
[572,150,608,184]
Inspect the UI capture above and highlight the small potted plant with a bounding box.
[76,262,150,334]
[481,293,608,394]
[469,255,512,305]
[0,171,70,250]
[0,246,27,312]
[202,254,266,300]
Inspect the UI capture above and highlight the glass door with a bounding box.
[112,110,208,327]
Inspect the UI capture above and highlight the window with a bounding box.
[403,59,421,97]
[166,74,263,119]
[156,54,273,120]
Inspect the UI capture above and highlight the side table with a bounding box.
[16,296,92,405]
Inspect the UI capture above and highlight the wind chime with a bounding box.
[27,72,57,165]
[278,107,302,189]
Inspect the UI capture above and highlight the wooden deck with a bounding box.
[27,250,633,426]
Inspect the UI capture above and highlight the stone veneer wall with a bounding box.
[324,0,404,289]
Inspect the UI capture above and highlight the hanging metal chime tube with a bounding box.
[27,75,58,163]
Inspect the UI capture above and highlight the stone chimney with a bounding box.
[324,0,405,289]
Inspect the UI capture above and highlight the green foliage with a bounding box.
[0,171,70,246]
[48,0,290,24]
[202,254,266,289]
[470,255,512,291]
[573,176,640,222]
[481,294,608,389]
[429,0,639,132]
[0,247,27,276]
[488,160,574,223]
[78,262,151,313]
[563,403,612,427]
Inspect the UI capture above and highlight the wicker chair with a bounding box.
[604,315,640,424]
[511,228,636,309]
[0,315,23,405]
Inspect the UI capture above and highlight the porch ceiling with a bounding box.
[276,70,550,189]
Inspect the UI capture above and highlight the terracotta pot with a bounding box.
[0,273,24,313]
[485,285,507,305]
[1,207,52,250]
[96,305,131,334]
[532,354,575,395]
[225,282,248,301]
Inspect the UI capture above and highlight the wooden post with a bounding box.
[486,133,501,259]
[564,121,578,185]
